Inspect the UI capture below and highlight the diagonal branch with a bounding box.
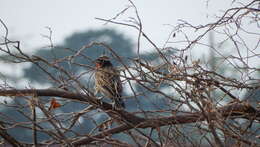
[73,102,260,145]
[0,121,25,147]
[0,89,259,146]
[0,89,145,124]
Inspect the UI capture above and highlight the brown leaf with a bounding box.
[48,98,61,111]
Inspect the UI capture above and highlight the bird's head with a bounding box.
[94,55,112,68]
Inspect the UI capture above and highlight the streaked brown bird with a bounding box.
[94,56,125,109]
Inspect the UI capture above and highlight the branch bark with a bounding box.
[0,89,258,146]
[73,102,259,145]
[0,121,25,147]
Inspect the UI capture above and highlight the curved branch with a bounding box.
[0,89,258,145]
[73,102,259,145]
[0,89,145,125]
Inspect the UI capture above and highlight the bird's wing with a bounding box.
[102,69,122,98]
[112,69,122,97]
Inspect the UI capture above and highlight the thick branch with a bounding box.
[73,102,259,145]
[0,89,259,146]
[0,89,145,124]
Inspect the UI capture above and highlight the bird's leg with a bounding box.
[112,100,123,110]
[112,101,116,110]
[95,94,104,106]
[97,96,103,100]
[97,96,104,106]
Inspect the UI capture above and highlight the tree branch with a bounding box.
[0,89,258,146]
[0,121,25,147]
[73,102,259,145]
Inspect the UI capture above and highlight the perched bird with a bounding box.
[94,56,125,109]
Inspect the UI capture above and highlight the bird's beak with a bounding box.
[95,63,102,68]
[93,60,102,68]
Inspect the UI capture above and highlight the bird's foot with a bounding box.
[97,96,104,105]
[97,96,103,100]
[112,102,123,110]
[112,102,116,110]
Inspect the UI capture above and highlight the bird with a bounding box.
[94,55,125,109]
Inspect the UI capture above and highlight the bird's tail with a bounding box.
[115,98,125,109]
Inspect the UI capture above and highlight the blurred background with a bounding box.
[1,0,233,52]
[0,0,259,145]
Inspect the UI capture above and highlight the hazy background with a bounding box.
[0,0,259,144]
[1,0,229,52]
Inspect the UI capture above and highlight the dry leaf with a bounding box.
[49,98,61,111]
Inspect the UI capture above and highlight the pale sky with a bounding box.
[1,0,259,80]
[0,0,230,52]
[0,0,259,91]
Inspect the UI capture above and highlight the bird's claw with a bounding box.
[97,96,103,100]
[112,102,116,110]
[112,102,123,110]
[97,96,104,105]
